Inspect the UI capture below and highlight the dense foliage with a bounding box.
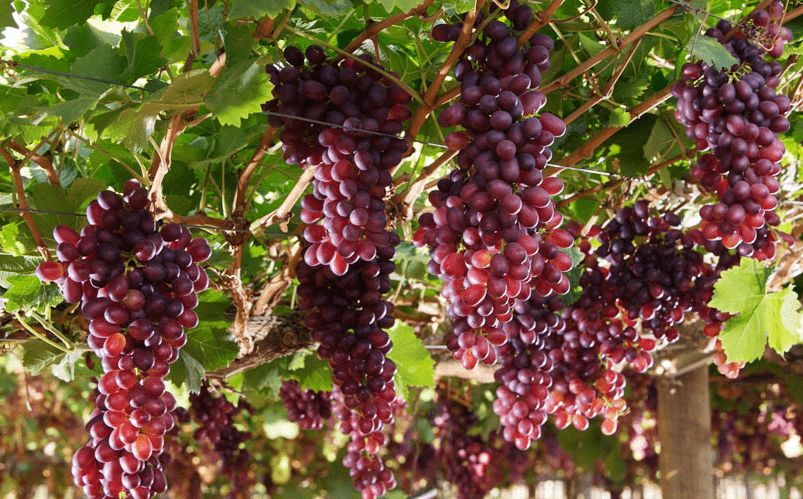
[2,0,803,497]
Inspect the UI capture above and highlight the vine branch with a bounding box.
[343,0,437,54]
[1,143,51,261]
[541,5,681,95]
[4,140,60,186]
[548,85,673,173]
[250,167,315,235]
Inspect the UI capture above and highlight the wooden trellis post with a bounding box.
[657,364,714,499]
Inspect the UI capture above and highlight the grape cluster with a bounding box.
[491,200,732,449]
[433,392,505,499]
[712,388,798,476]
[595,202,758,379]
[595,201,718,343]
[279,379,332,430]
[329,385,397,499]
[415,0,572,372]
[36,180,210,499]
[296,249,399,499]
[264,45,411,276]
[189,381,254,498]
[672,1,793,258]
[385,429,437,493]
[493,290,637,449]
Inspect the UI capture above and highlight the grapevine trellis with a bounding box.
[2,0,803,498]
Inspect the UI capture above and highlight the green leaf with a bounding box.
[28,178,106,240]
[376,0,419,12]
[2,275,62,313]
[40,0,111,29]
[386,322,435,401]
[599,114,655,177]
[578,33,606,58]
[687,35,738,70]
[286,354,333,392]
[62,45,127,97]
[643,117,682,162]
[0,3,14,28]
[63,22,123,60]
[104,70,213,150]
[150,8,191,62]
[120,31,168,83]
[205,56,273,126]
[442,0,476,14]
[21,341,62,375]
[709,258,770,315]
[182,326,239,372]
[50,349,85,382]
[228,0,296,18]
[242,358,288,398]
[597,0,654,31]
[709,258,803,362]
[0,255,41,288]
[171,351,206,393]
[0,222,33,257]
[35,97,99,124]
[607,107,631,128]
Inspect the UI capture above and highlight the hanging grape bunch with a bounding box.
[36,180,211,499]
[263,44,412,276]
[279,379,333,430]
[672,0,793,259]
[266,44,409,499]
[414,0,573,372]
[189,381,255,497]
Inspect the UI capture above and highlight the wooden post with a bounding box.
[657,364,713,499]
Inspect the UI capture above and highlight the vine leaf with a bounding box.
[172,351,206,393]
[686,36,738,70]
[286,354,333,392]
[228,0,296,18]
[2,275,62,313]
[21,342,85,382]
[206,24,273,126]
[39,0,112,30]
[0,222,33,257]
[0,3,13,28]
[709,258,803,363]
[62,45,127,97]
[387,322,435,401]
[442,0,476,14]
[376,0,420,13]
[120,31,167,83]
[205,57,273,126]
[597,0,655,31]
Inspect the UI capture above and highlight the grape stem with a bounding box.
[562,38,643,126]
[13,312,72,355]
[233,127,278,215]
[29,311,74,350]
